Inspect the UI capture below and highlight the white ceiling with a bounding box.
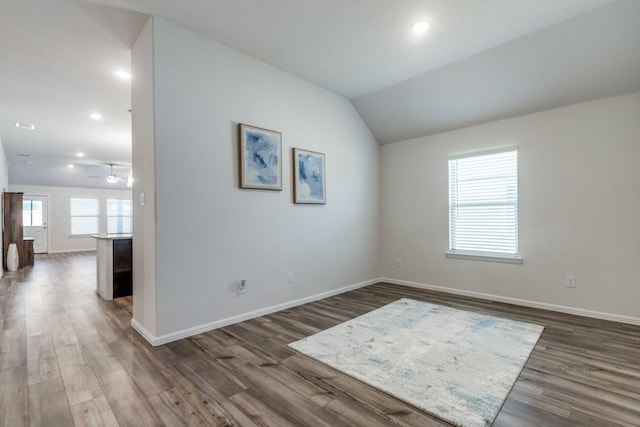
[0,0,147,189]
[354,0,640,143]
[1,0,634,187]
[87,0,613,98]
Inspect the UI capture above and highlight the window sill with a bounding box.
[445,251,523,264]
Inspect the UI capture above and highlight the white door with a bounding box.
[23,195,49,254]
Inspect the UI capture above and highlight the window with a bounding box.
[70,198,99,235]
[23,200,43,227]
[107,199,132,234]
[447,147,520,263]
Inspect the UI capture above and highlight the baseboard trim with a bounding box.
[131,278,379,346]
[130,318,156,344]
[381,277,640,326]
[47,249,96,254]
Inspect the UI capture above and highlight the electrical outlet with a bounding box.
[396,257,403,267]
[287,273,293,285]
[565,275,576,288]
[237,279,247,296]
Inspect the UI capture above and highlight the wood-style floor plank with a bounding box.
[70,395,120,427]
[148,387,209,427]
[0,365,28,426]
[109,338,172,398]
[0,252,639,426]
[100,368,163,426]
[59,364,103,407]
[161,365,236,426]
[28,377,73,427]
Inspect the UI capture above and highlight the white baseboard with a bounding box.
[131,276,640,346]
[381,277,640,326]
[131,278,378,346]
[130,318,156,344]
[47,249,96,254]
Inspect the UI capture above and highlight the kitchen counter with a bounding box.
[91,233,133,240]
[91,234,132,300]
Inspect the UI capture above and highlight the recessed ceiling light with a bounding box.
[89,112,102,120]
[115,70,131,80]
[76,152,85,157]
[412,20,430,36]
[67,164,75,168]
[15,122,35,130]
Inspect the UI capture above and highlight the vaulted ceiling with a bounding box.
[1,0,638,187]
[354,0,640,143]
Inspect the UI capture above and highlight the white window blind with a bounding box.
[70,198,99,235]
[107,199,132,234]
[448,147,519,260]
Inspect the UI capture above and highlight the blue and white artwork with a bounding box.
[239,124,282,190]
[294,148,326,204]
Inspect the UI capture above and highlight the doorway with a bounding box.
[23,195,49,254]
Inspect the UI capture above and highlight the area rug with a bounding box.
[288,298,544,427]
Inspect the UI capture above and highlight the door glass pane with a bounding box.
[23,200,32,226]
[31,201,43,226]
[23,200,44,227]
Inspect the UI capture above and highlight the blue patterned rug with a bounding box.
[289,298,544,427]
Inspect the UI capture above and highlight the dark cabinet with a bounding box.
[3,192,25,270]
[112,238,132,298]
[94,235,132,300]
[23,237,34,266]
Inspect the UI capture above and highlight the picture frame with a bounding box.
[293,148,326,204]
[238,123,282,190]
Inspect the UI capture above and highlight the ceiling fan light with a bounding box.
[106,174,118,184]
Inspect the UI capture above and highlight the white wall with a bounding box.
[8,184,132,253]
[381,92,640,321]
[133,17,380,339]
[131,17,157,337]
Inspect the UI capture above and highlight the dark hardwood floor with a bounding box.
[1,252,639,426]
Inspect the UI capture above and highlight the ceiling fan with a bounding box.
[88,163,126,184]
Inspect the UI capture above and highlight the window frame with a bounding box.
[446,146,522,264]
[106,198,132,234]
[69,198,100,236]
